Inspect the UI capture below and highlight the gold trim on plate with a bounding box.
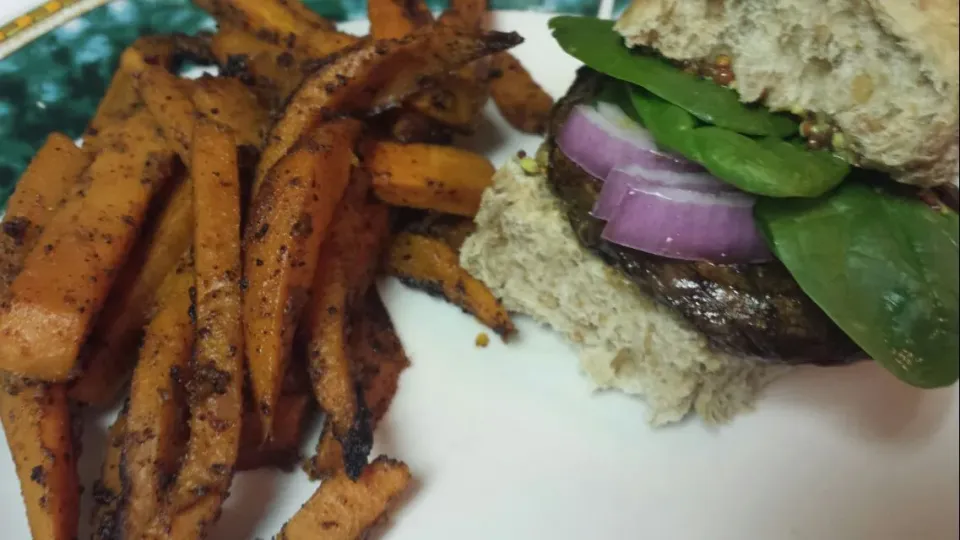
[0,0,112,60]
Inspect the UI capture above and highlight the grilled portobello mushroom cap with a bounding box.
[546,68,862,364]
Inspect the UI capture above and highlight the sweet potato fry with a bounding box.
[84,36,178,146]
[369,0,489,132]
[451,0,488,27]
[0,132,87,540]
[305,256,351,427]
[386,232,515,338]
[276,457,412,540]
[301,175,391,445]
[282,342,313,396]
[307,390,374,480]
[196,0,336,33]
[366,141,495,217]
[0,383,79,540]
[0,117,178,381]
[91,410,127,540]
[369,0,433,39]
[119,253,195,540]
[245,119,361,437]
[422,0,494,132]
[489,51,554,134]
[128,51,196,164]
[307,421,345,479]
[255,24,522,195]
[211,27,306,110]
[69,174,193,406]
[383,109,454,144]
[191,76,269,148]
[404,212,476,253]
[164,120,244,530]
[406,67,490,132]
[352,289,410,427]
[0,133,91,289]
[237,394,311,471]
[195,0,357,57]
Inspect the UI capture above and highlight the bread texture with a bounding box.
[460,155,785,425]
[614,0,960,187]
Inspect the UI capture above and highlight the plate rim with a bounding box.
[0,0,112,60]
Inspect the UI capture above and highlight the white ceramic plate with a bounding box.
[1,7,958,540]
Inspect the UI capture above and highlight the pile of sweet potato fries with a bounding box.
[0,0,552,537]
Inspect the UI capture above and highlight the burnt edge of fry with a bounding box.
[339,384,374,480]
[394,274,514,339]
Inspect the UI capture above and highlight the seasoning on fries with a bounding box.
[0,0,553,535]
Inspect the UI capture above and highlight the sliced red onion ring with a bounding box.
[593,165,736,220]
[593,168,636,221]
[601,183,774,263]
[556,104,697,180]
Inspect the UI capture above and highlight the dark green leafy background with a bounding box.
[0,0,600,208]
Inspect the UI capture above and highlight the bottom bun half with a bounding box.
[460,154,787,425]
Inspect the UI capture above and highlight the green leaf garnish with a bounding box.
[755,182,960,388]
[627,84,849,197]
[549,16,797,137]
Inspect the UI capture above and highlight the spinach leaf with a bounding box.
[595,79,644,125]
[549,16,797,137]
[627,85,849,197]
[693,128,849,197]
[627,85,700,158]
[755,182,960,388]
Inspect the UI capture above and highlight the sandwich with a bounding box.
[460,2,960,425]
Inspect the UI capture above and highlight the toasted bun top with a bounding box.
[614,0,960,186]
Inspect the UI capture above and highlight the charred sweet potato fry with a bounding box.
[211,27,307,110]
[0,384,79,540]
[245,119,361,437]
[489,51,554,134]
[119,253,195,540]
[406,67,490,132]
[195,0,357,57]
[255,24,522,195]
[0,132,87,540]
[91,410,127,540]
[305,256,352,429]
[370,0,490,133]
[237,394,311,471]
[387,232,514,338]
[352,289,410,427]
[282,343,313,396]
[301,174,391,443]
[191,76,269,148]
[423,0,494,132]
[404,212,476,253]
[69,174,193,406]
[0,116,178,381]
[164,120,244,532]
[366,141,495,217]
[277,457,412,540]
[383,109,454,144]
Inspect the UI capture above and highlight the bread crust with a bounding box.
[615,0,960,186]
[869,0,959,85]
